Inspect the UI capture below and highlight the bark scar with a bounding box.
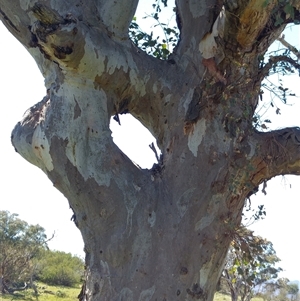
[202,58,227,84]
[186,283,205,299]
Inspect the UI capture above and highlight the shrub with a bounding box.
[35,250,84,287]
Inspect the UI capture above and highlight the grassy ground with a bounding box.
[0,283,81,301]
[0,286,263,301]
[214,292,263,301]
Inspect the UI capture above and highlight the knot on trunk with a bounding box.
[187,283,206,299]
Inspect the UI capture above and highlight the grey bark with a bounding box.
[1,0,300,300]
[0,276,4,294]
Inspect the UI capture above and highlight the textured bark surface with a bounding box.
[1,0,300,300]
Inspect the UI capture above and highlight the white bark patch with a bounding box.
[107,52,128,75]
[133,183,141,191]
[57,83,111,187]
[195,194,222,231]
[188,119,206,157]
[195,216,213,232]
[121,181,140,236]
[199,7,225,59]
[124,198,137,237]
[181,88,194,114]
[147,211,156,228]
[100,260,111,277]
[78,36,105,78]
[27,47,60,90]
[177,188,196,217]
[199,33,218,60]
[138,285,155,301]
[20,0,35,10]
[32,125,54,171]
[199,260,214,288]
[247,140,257,159]
[99,261,112,294]
[152,82,157,94]
[164,94,171,105]
[189,0,207,18]
[119,288,133,301]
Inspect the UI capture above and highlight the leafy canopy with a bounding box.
[0,211,83,293]
[220,226,282,301]
[0,210,48,293]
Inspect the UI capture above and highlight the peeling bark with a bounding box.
[1,0,300,300]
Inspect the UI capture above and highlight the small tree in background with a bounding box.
[220,226,282,301]
[262,278,299,301]
[0,211,84,293]
[288,283,300,301]
[0,210,48,294]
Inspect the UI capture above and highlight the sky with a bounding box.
[0,2,299,281]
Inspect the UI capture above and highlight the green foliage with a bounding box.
[262,278,299,301]
[35,250,84,287]
[0,211,83,294]
[274,2,296,26]
[287,283,299,296]
[244,202,267,223]
[129,0,179,59]
[220,226,282,301]
[0,210,48,293]
[0,282,81,301]
[263,0,299,25]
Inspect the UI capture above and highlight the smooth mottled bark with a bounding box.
[1,0,300,300]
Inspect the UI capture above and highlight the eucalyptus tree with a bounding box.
[0,211,47,294]
[0,0,299,300]
[221,227,282,301]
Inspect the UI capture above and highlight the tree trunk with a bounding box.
[1,1,300,300]
[0,276,4,294]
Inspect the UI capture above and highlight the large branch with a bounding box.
[277,35,300,60]
[11,85,151,199]
[95,0,139,39]
[250,127,300,186]
[174,0,221,63]
[0,0,103,47]
[0,1,32,47]
[0,0,141,46]
[255,3,300,55]
[259,55,300,80]
[1,0,188,149]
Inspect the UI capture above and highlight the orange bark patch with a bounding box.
[202,58,226,84]
[237,0,276,49]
